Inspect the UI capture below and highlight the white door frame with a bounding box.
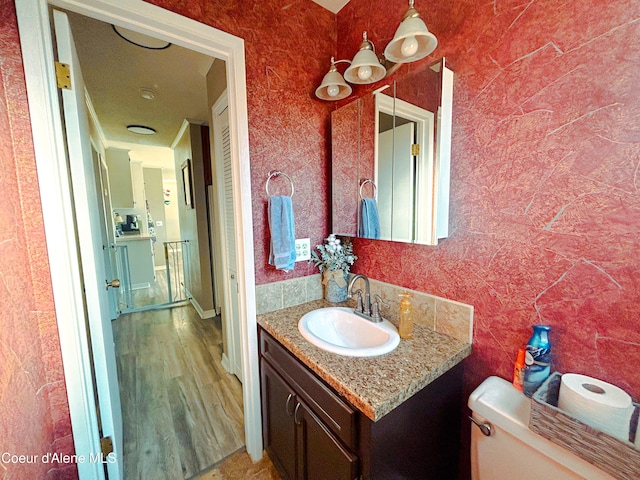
[375,93,436,244]
[15,1,262,475]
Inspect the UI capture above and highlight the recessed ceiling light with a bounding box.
[112,25,171,50]
[127,125,156,135]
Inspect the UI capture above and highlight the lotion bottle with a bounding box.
[398,291,413,339]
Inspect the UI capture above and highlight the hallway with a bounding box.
[113,305,244,479]
[128,267,185,310]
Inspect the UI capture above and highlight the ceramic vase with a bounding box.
[323,270,348,303]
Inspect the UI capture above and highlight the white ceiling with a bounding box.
[65,1,342,153]
[65,11,214,149]
[312,0,350,14]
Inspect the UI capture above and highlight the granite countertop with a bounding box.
[257,299,472,422]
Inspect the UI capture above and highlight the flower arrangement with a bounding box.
[310,234,357,274]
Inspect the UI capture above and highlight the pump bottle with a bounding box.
[398,291,413,339]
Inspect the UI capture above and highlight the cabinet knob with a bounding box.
[106,279,121,289]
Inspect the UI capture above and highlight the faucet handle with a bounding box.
[371,294,389,323]
[352,289,364,313]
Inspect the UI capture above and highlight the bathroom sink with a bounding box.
[298,307,400,357]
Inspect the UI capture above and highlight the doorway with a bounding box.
[113,305,244,478]
[15,1,262,478]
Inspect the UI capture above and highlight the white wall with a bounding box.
[162,179,181,242]
[123,145,181,240]
[174,121,215,315]
[143,167,168,267]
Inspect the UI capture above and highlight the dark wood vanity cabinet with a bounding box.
[261,360,297,479]
[260,334,358,480]
[259,328,463,480]
[295,398,358,480]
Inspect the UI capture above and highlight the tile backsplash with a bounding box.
[255,275,473,344]
[255,274,324,314]
[367,279,474,344]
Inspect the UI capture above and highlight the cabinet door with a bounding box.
[295,399,358,480]
[261,359,296,480]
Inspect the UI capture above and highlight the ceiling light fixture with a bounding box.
[139,88,156,100]
[315,0,437,101]
[112,25,171,50]
[127,125,157,135]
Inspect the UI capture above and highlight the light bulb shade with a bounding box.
[315,69,352,101]
[384,16,437,63]
[344,48,386,84]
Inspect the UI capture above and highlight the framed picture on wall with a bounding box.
[181,159,194,208]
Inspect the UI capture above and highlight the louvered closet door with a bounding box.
[222,116,236,270]
[216,97,242,381]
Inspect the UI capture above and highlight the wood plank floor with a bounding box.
[113,304,245,479]
[130,268,170,309]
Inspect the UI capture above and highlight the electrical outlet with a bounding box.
[295,238,311,262]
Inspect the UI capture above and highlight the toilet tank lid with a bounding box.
[468,376,616,479]
[468,376,530,432]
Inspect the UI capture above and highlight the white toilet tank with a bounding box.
[468,376,615,480]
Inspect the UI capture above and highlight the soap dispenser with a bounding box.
[398,291,413,339]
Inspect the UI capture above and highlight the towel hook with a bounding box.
[266,171,295,197]
[359,179,377,200]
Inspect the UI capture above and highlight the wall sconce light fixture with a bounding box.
[315,0,437,101]
[384,0,437,63]
[315,57,353,100]
[343,32,386,84]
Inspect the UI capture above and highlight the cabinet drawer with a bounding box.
[260,329,357,449]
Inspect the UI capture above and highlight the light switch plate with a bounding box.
[295,238,311,262]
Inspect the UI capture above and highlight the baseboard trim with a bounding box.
[221,353,231,373]
[189,294,217,319]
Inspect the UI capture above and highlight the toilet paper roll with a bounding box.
[558,373,634,442]
[632,407,640,449]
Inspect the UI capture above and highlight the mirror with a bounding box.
[331,58,453,245]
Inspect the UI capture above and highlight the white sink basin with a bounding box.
[298,307,400,357]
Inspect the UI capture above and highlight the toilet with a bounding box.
[468,376,615,480]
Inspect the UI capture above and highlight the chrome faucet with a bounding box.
[348,274,377,321]
[348,274,389,323]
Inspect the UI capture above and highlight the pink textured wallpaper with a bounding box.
[1,0,335,473]
[0,2,76,479]
[146,0,336,284]
[358,93,376,207]
[340,0,640,402]
[3,0,638,475]
[332,100,360,236]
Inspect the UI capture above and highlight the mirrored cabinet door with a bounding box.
[331,58,453,246]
